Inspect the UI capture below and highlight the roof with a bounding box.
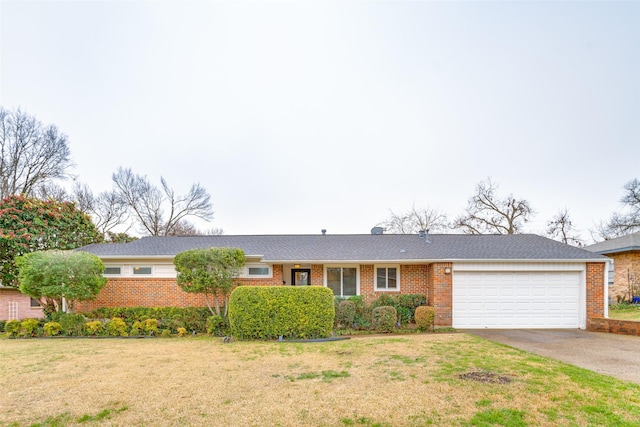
[79,234,606,263]
[585,231,640,255]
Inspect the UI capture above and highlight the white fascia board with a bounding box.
[266,258,609,264]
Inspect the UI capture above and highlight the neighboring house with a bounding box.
[77,232,608,329]
[585,231,640,303]
[0,286,44,321]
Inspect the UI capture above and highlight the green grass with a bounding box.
[609,303,640,321]
[2,334,640,426]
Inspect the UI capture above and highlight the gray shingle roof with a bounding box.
[585,231,640,255]
[80,234,606,262]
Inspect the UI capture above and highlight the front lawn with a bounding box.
[1,334,639,426]
[608,303,640,321]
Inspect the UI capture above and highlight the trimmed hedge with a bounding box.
[229,286,335,340]
[86,306,210,333]
[372,306,397,333]
[414,306,435,331]
[336,300,356,329]
[370,294,426,324]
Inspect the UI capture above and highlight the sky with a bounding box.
[1,1,639,242]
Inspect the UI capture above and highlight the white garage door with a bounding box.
[453,271,580,329]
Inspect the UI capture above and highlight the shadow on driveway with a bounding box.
[464,329,640,384]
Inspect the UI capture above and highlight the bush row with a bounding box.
[334,294,427,329]
[85,307,212,333]
[2,310,227,338]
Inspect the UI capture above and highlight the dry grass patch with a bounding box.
[1,334,639,426]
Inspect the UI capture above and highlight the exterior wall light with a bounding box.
[444,267,452,274]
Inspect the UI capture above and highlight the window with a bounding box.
[249,267,269,275]
[104,266,122,275]
[30,298,41,308]
[241,264,272,278]
[133,266,152,275]
[326,266,358,297]
[375,266,399,291]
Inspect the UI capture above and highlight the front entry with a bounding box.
[292,269,311,286]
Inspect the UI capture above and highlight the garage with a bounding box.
[452,270,582,329]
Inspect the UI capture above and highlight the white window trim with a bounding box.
[240,263,273,279]
[324,265,360,297]
[374,264,400,292]
[103,266,123,276]
[132,266,153,276]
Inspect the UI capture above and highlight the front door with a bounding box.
[292,269,311,286]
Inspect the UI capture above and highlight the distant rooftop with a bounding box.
[80,233,606,262]
[585,231,640,255]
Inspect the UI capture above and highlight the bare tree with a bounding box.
[112,167,214,236]
[546,208,583,246]
[378,205,448,234]
[0,108,74,198]
[598,178,640,239]
[72,182,130,237]
[453,178,534,234]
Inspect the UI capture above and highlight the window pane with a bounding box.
[388,268,397,288]
[30,298,41,307]
[343,268,357,296]
[376,268,387,289]
[104,267,122,275]
[133,267,152,275]
[327,268,342,296]
[248,267,269,275]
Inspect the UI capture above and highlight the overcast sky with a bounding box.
[1,1,638,241]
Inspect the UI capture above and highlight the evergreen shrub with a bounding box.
[414,306,435,331]
[372,306,397,333]
[229,286,335,340]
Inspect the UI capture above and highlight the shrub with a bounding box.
[87,307,210,333]
[229,286,335,340]
[370,294,426,324]
[335,296,369,328]
[130,321,143,336]
[52,313,86,336]
[85,320,104,336]
[20,318,41,337]
[177,327,188,337]
[161,329,172,337]
[143,319,159,336]
[106,318,129,337]
[414,306,435,331]
[372,306,397,333]
[0,320,5,332]
[4,319,21,337]
[206,315,226,336]
[336,300,356,329]
[44,321,62,336]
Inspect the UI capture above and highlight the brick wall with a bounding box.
[311,264,324,285]
[609,251,640,302]
[75,265,285,312]
[586,262,606,320]
[359,264,429,303]
[0,288,44,321]
[588,317,640,337]
[428,262,452,327]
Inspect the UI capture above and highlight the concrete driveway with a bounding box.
[465,329,640,384]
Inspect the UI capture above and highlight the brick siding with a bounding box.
[586,262,606,321]
[588,317,640,337]
[75,265,285,312]
[428,263,453,327]
[608,251,640,302]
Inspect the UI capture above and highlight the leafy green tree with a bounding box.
[0,195,101,287]
[174,247,246,317]
[17,250,107,314]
